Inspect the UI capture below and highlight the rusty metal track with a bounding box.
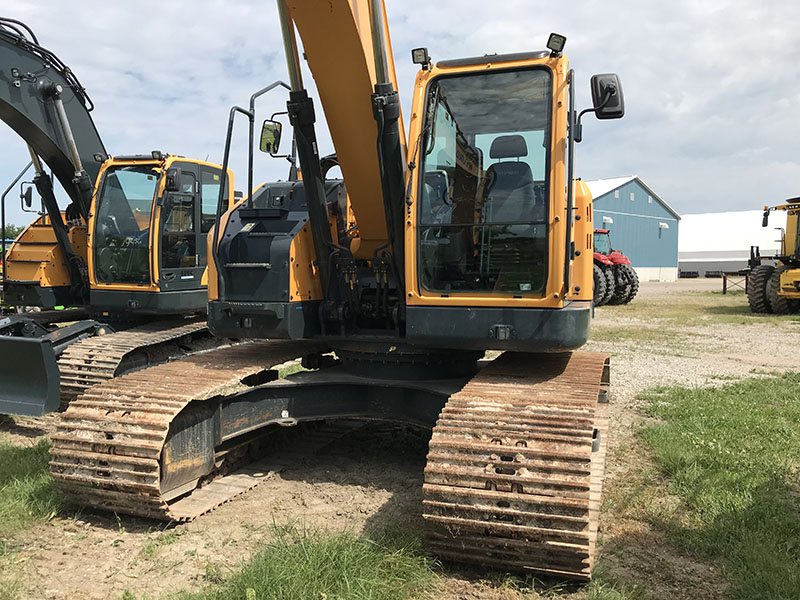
[57,319,220,406]
[422,351,610,581]
[50,340,327,521]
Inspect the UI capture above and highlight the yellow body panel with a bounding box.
[780,205,799,256]
[571,180,594,302]
[286,0,406,258]
[403,54,590,308]
[5,214,87,289]
[289,225,324,302]
[779,268,800,298]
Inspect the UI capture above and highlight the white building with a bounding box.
[678,210,786,276]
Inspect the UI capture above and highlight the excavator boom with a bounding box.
[0,18,106,212]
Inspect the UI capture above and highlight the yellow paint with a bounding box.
[569,180,594,301]
[285,0,406,258]
[780,268,800,298]
[404,53,583,309]
[4,214,86,289]
[289,225,323,302]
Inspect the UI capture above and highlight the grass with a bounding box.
[139,529,184,561]
[0,438,61,538]
[590,325,685,344]
[599,289,800,327]
[160,526,433,600]
[632,374,800,599]
[0,438,64,600]
[159,525,437,600]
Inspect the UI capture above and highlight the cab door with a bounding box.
[159,162,204,291]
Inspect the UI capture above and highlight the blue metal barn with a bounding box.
[585,176,680,282]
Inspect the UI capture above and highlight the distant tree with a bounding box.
[3,223,25,240]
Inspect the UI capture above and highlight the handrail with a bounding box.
[1,160,34,292]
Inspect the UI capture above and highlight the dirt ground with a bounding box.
[2,279,799,600]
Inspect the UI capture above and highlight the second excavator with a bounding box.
[50,0,624,580]
[0,17,235,415]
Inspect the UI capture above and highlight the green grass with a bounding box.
[0,438,62,538]
[590,326,684,344]
[599,290,800,326]
[166,526,437,600]
[636,374,800,599]
[139,529,184,561]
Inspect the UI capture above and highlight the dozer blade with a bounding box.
[0,336,60,416]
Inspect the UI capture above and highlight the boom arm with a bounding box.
[0,18,107,217]
[284,0,407,258]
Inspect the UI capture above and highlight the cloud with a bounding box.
[1,0,799,228]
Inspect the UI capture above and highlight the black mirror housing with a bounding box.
[762,210,770,227]
[21,185,34,208]
[590,73,625,120]
[260,120,283,155]
[165,167,182,192]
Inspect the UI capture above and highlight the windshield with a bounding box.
[94,164,159,284]
[593,232,612,255]
[418,68,552,295]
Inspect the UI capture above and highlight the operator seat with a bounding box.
[483,134,537,223]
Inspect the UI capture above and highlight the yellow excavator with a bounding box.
[49,0,624,580]
[0,17,234,415]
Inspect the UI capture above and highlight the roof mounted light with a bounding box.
[151,150,164,160]
[547,33,566,57]
[411,47,431,70]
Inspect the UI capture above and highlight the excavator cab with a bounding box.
[87,156,229,312]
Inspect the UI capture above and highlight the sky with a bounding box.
[1,0,799,228]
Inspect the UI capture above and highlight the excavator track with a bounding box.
[57,319,220,407]
[50,340,327,521]
[423,351,610,581]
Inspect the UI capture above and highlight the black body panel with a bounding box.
[208,299,321,339]
[89,289,207,314]
[3,282,74,308]
[406,301,591,352]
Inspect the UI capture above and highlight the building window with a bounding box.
[614,190,619,198]
[630,192,635,201]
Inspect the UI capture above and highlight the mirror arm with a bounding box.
[574,87,614,143]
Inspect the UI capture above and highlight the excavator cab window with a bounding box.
[158,163,211,291]
[418,68,551,295]
[161,171,197,269]
[94,165,157,284]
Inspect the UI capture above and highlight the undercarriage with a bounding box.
[51,341,609,579]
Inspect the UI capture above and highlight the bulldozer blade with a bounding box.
[0,336,60,416]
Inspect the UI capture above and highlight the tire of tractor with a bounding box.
[607,265,630,305]
[593,264,607,306]
[766,265,799,314]
[601,267,615,305]
[621,265,639,304]
[747,264,774,313]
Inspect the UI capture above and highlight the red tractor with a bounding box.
[593,229,639,305]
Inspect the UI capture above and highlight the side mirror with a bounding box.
[260,120,282,155]
[762,209,770,227]
[590,73,625,120]
[21,185,33,208]
[165,167,182,192]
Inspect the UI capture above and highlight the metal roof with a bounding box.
[584,175,681,220]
